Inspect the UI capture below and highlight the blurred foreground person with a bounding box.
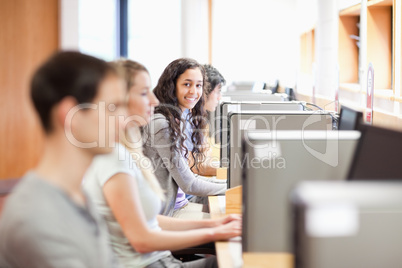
[0,51,127,268]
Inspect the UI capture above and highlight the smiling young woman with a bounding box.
[143,58,227,219]
[185,64,226,178]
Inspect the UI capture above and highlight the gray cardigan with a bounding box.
[144,113,227,216]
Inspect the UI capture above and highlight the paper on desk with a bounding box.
[229,236,242,242]
[229,240,243,268]
[218,195,226,214]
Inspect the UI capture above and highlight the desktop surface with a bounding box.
[208,195,294,268]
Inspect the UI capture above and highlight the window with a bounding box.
[78,0,118,61]
[212,0,298,87]
[127,0,182,87]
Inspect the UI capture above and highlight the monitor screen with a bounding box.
[338,105,363,130]
[348,124,402,180]
[242,130,360,253]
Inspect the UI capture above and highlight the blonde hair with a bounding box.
[112,59,165,201]
[121,127,165,201]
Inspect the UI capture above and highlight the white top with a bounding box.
[83,143,170,268]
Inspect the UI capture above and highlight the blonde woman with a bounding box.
[83,59,241,268]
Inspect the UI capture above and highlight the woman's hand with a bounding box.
[214,214,242,227]
[212,218,242,241]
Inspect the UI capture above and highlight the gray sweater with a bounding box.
[0,172,119,268]
[144,113,227,216]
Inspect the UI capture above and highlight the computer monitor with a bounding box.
[221,91,287,102]
[347,124,402,180]
[215,101,305,144]
[271,80,279,94]
[223,110,333,186]
[338,105,363,130]
[242,130,360,253]
[292,180,402,268]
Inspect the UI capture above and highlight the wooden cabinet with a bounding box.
[0,0,59,179]
[297,0,402,130]
[338,0,393,91]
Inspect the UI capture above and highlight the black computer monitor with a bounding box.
[347,124,402,180]
[338,105,363,130]
[271,79,279,94]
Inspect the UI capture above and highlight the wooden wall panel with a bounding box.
[0,0,59,179]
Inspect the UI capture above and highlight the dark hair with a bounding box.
[153,58,208,169]
[31,51,115,133]
[203,64,226,96]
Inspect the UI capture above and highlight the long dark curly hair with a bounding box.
[153,58,209,170]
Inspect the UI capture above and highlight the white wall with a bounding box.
[127,0,182,87]
[181,0,209,63]
[296,0,340,102]
[212,0,298,88]
[296,0,317,95]
[315,0,338,98]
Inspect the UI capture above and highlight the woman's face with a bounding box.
[175,68,203,111]
[204,84,222,112]
[127,71,159,126]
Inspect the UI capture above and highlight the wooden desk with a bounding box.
[208,196,294,268]
[209,195,243,267]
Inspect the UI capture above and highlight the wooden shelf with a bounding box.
[340,4,361,16]
[341,85,394,99]
[299,0,401,131]
[339,83,361,92]
[337,0,393,17]
[338,0,393,91]
[368,0,393,7]
[374,88,394,100]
